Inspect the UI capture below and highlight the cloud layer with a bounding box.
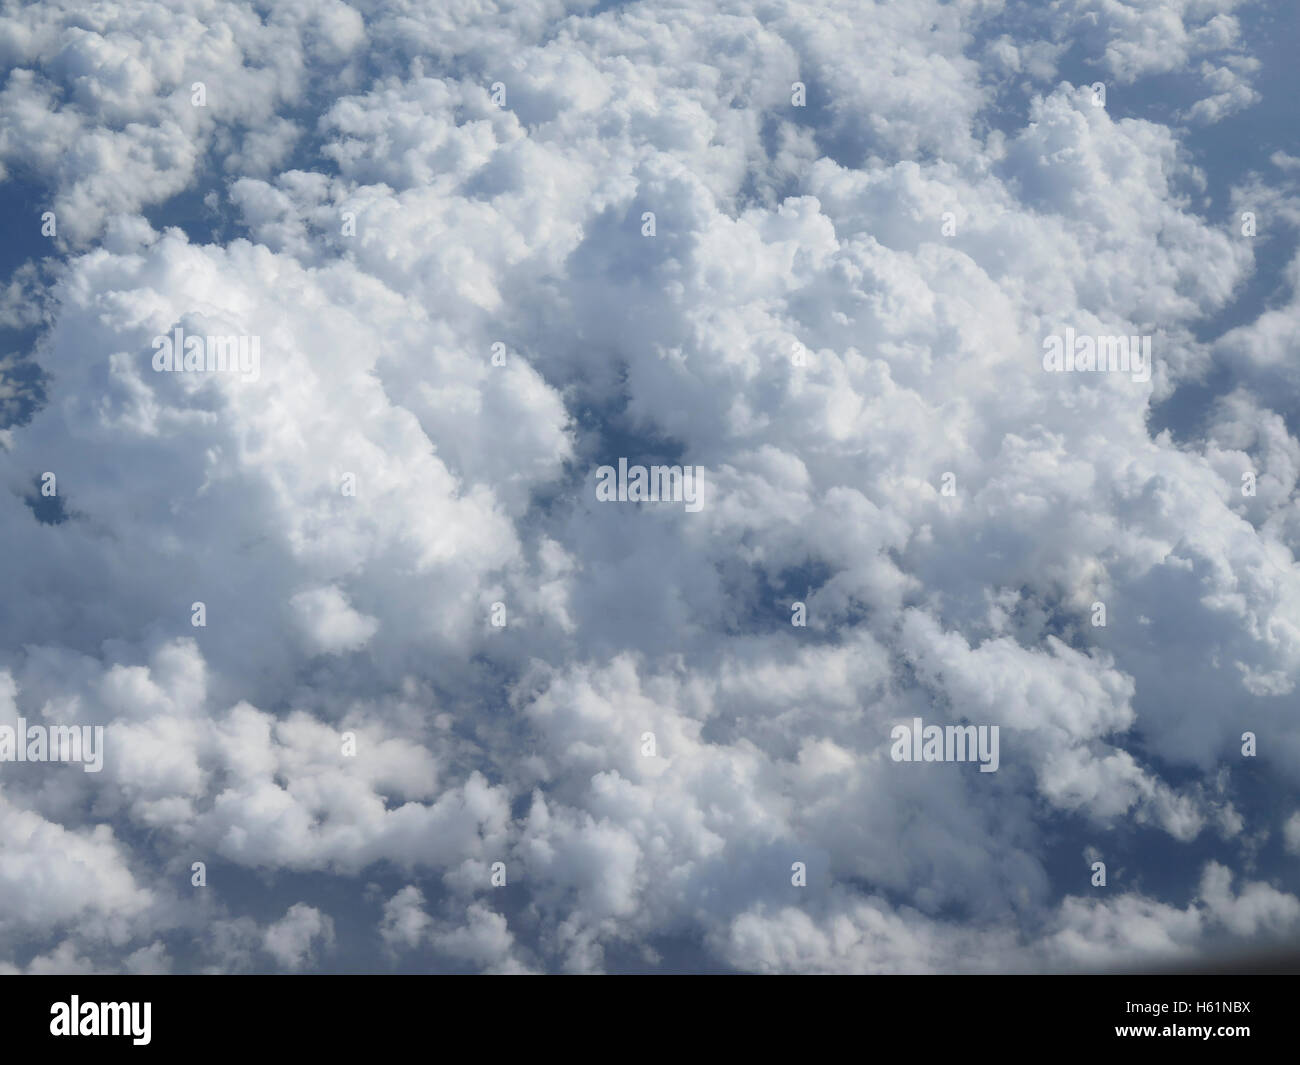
[0,0,1297,973]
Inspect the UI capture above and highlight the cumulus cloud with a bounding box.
[0,0,1297,974]
[262,903,335,971]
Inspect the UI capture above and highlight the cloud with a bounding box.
[0,0,1297,974]
[262,903,335,971]
[290,585,380,654]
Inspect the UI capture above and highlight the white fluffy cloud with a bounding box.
[0,0,1297,974]
[262,903,335,971]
